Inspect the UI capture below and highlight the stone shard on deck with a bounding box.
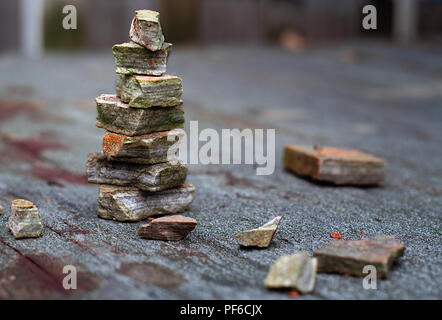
[8,199,43,239]
[116,74,183,108]
[97,184,195,222]
[102,130,183,164]
[95,94,184,136]
[112,42,171,76]
[283,145,386,186]
[129,9,165,51]
[138,214,197,240]
[313,235,405,278]
[86,152,187,192]
[235,216,282,248]
[264,252,317,294]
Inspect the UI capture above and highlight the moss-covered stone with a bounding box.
[129,10,165,51]
[112,42,172,76]
[95,94,184,136]
[116,74,182,108]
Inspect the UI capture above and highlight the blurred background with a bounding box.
[1,0,442,55]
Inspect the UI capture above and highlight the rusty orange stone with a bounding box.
[283,145,386,186]
[102,132,124,157]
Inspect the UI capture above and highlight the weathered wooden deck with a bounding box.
[0,42,441,299]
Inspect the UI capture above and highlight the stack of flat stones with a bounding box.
[86,10,195,238]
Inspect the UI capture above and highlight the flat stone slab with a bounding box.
[116,74,183,108]
[102,130,183,164]
[283,145,386,186]
[112,42,171,76]
[313,236,405,278]
[138,215,197,241]
[8,199,43,239]
[264,252,317,294]
[97,184,195,222]
[129,9,165,51]
[86,152,187,192]
[95,94,184,136]
[236,216,282,248]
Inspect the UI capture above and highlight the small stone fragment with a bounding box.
[112,42,171,76]
[86,152,187,192]
[116,74,183,108]
[235,216,282,248]
[102,130,183,164]
[283,145,386,186]
[138,215,197,241]
[264,252,317,294]
[129,9,165,51]
[98,184,195,222]
[313,235,405,278]
[8,199,43,239]
[96,94,184,136]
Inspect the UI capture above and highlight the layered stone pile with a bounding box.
[86,10,195,239]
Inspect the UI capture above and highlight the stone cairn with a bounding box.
[86,10,196,240]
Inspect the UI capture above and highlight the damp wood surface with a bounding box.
[0,43,441,299]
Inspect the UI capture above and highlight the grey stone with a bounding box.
[8,199,43,239]
[86,152,187,192]
[97,184,195,222]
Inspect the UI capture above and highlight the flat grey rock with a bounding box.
[97,184,195,222]
[86,152,188,192]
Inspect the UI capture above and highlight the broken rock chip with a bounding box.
[264,252,317,294]
[138,215,197,241]
[112,42,171,76]
[86,152,187,192]
[283,145,385,186]
[96,94,184,136]
[236,216,282,248]
[98,184,195,222]
[129,9,165,51]
[116,74,183,108]
[8,199,43,239]
[313,235,405,278]
[102,130,183,164]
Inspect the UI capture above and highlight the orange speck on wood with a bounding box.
[287,290,299,298]
[330,231,344,239]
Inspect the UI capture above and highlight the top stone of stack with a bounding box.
[129,10,165,51]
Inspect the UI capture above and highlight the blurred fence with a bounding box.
[0,0,441,54]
